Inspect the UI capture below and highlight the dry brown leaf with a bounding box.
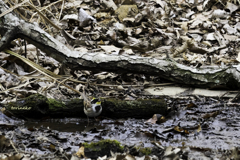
[197,124,202,133]
[115,5,138,22]
[1,154,23,160]
[76,146,86,158]
[174,126,189,134]
[185,103,198,110]
[0,135,10,151]
[202,111,220,119]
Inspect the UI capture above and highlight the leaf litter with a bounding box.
[1,0,240,159]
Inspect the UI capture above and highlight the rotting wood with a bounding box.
[4,94,168,119]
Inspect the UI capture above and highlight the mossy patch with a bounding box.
[83,139,124,152]
[83,139,124,159]
[47,98,65,110]
[139,147,152,155]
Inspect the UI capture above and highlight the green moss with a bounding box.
[8,94,47,108]
[139,147,152,155]
[106,98,164,109]
[47,98,65,110]
[83,139,124,152]
[106,98,125,108]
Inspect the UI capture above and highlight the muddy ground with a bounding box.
[1,95,240,159]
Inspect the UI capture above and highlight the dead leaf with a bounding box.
[78,8,97,27]
[185,103,198,110]
[145,114,165,124]
[174,126,189,134]
[202,111,220,119]
[197,124,202,133]
[0,135,10,151]
[76,146,86,158]
[100,45,121,54]
[115,5,138,22]
[1,154,23,160]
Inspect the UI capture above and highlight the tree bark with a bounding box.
[4,94,167,119]
[0,0,240,89]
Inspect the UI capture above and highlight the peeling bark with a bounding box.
[0,0,240,89]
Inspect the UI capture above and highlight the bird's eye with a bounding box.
[91,98,99,104]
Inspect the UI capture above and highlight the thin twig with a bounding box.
[0,0,29,18]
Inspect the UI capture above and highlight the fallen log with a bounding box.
[3,94,167,119]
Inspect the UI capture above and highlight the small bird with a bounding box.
[81,89,102,123]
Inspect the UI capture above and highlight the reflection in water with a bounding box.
[24,118,92,132]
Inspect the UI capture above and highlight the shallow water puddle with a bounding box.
[1,96,240,158]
